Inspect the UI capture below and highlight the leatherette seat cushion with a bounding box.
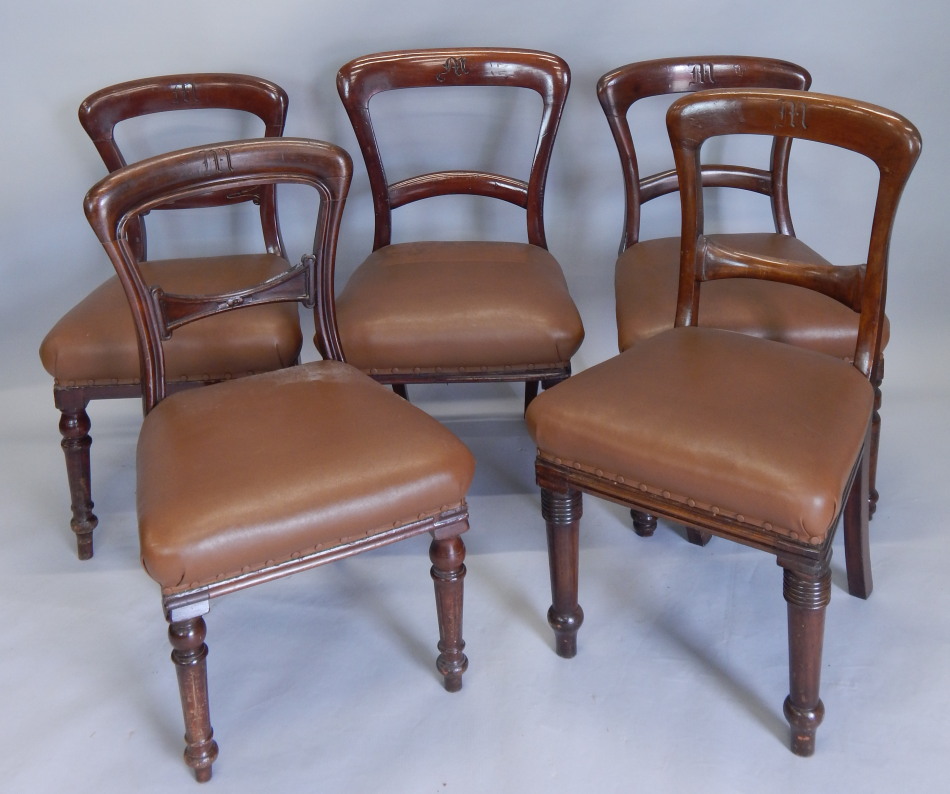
[40,254,302,386]
[526,326,873,544]
[137,360,475,593]
[615,233,888,357]
[336,241,585,374]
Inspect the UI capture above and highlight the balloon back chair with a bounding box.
[330,48,584,409]
[598,57,893,525]
[527,89,920,755]
[40,73,296,559]
[83,137,475,781]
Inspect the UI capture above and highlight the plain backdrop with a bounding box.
[1,2,947,792]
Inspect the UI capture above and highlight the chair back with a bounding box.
[667,89,921,378]
[597,57,811,252]
[79,74,289,259]
[337,48,570,249]
[83,138,352,412]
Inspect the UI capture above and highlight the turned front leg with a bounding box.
[58,403,98,559]
[169,616,218,781]
[782,566,831,756]
[542,487,584,658]
[430,535,468,692]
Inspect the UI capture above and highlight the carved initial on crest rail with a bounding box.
[202,148,233,173]
[688,63,716,86]
[778,100,808,129]
[436,57,470,82]
[171,82,198,104]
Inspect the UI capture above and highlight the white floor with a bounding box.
[3,345,949,793]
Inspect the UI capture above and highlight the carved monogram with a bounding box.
[202,148,233,173]
[436,57,470,82]
[688,63,716,86]
[778,100,808,129]
[170,82,198,104]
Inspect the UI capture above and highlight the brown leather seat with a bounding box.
[39,74,297,559]
[338,241,581,374]
[616,233,886,358]
[84,138,475,782]
[598,57,893,517]
[531,328,872,542]
[330,48,584,407]
[42,255,299,386]
[527,89,920,756]
[139,360,474,593]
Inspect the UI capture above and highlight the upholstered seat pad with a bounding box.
[526,327,873,544]
[615,233,888,357]
[40,254,302,385]
[335,241,585,373]
[137,360,475,592]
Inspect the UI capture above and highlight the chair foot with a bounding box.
[783,695,824,756]
[543,488,584,658]
[75,531,95,561]
[169,616,218,781]
[547,604,583,658]
[685,527,711,546]
[430,535,468,692]
[58,404,98,559]
[631,510,656,536]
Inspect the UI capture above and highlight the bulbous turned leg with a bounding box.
[630,510,656,537]
[782,566,831,756]
[58,403,98,560]
[542,487,584,658]
[169,617,218,782]
[430,535,468,692]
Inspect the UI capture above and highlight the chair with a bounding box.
[328,48,584,408]
[83,137,475,781]
[39,73,297,559]
[599,57,892,524]
[526,89,920,755]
